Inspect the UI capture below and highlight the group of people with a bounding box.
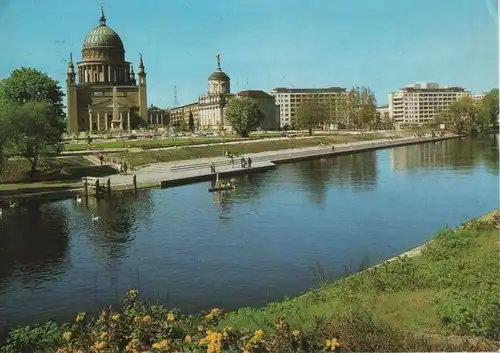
[240,156,252,168]
[119,162,128,175]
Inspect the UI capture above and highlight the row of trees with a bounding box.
[294,86,385,135]
[0,68,66,176]
[436,89,499,134]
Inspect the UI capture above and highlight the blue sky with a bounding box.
[0,0,497,107]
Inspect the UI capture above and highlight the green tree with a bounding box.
[188,111,195,132]
[0,67,65,119]
[9,102,65,177]
[438,96,477,134]
[296,98,328,135]
[0,104,16,174]
[476,89,499,132]
[336,87,377,129]
[224,97,264,137]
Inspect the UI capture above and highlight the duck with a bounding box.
[9,201,18,208]
[91,214,101,222]
[76,195,83,203]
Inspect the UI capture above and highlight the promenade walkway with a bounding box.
[107,134,455,190]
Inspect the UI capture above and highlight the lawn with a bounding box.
[63,133,284,151]
[0,156,115,184]
[112,133,383,169]
[2,211,498,352]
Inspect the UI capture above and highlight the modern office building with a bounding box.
[66,7,148,134]
[270,87,346,128]
[388,82,470,126]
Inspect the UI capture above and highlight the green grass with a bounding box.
[63,133,284,151]
[221,211,500,346]
[0,156,115,184]
[113,133,383,168]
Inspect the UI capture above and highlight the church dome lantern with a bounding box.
[208,53,230,95]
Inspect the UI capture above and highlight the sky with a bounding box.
[0,0,498,108]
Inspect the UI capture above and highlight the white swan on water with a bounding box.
[9,201,18,208]
[91,214,101,222]
[76,195,83,203]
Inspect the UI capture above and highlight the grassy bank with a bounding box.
[2,211,499,352]
[64,133,284,152]
[113,134,383,169]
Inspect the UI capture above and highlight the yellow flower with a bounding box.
[325,338,340,350]
[94,341,107,350]
[111,313,121,321]
[167,313,175,322]
[292,329,300,337]
[75,312,85,323]
[184,335,192,343]
[152,340,170,350]
[62,331,72,342]
[254,329,264,340]
[142,315,152,324]
[128,288,139,297]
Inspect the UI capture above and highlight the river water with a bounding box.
[0,135,498,334]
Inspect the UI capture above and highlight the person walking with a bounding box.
[247,157,252,168]
[123,162,128,175]
[240,156,246,168]
[230,155,234,168]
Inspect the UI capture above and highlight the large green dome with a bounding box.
[83,25,124,50]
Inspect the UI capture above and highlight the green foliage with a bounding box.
[2,321,68,353]
[188,111,195,132]
[295,98,329,135]
[438,96,477,134]
[336,86,377,129]
[225,97,264,137]
[0,67,65,119]
[8,101,65,176]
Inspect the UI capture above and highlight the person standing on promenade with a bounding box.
[247,157,252,168]
[230,155,234,168]
[240,156,246,168]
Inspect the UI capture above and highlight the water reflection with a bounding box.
[0,204,69,288]
[391,134,499,174]
[71,190,154,260]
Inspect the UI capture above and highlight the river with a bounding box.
[0,135,498,334]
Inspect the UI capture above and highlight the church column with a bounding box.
[108,66,112,83]
[156,114,159,125]
[97,112,101,131]
[161,112,164,125]
[149,113,153,125]
[89,110,93,132]
[105,113,109,131]
[127,111,131,132]
[119,112,124,130]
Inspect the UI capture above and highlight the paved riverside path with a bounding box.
[107,134,454,189]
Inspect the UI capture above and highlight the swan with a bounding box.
[91,214,101,222]
[0,209,3,216]
[76,195,83,203]
[9,201,18,208]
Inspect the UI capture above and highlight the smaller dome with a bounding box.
[83,25,124,50]
[209,69,230,82]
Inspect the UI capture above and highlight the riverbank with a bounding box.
[2,210,498,352]
[0,133,459,202]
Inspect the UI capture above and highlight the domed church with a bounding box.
[66,7,148,135]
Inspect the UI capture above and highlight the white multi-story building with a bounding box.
[472,93,486,102]
[388,82,470,126]
[270,87,346,128]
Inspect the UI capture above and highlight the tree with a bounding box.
[9,102,65,177]
[296,98,328,135]
[476,89,499,132]
[0,104,16,174]
[336,86,377,129]
[0,67,65,119]
[224,97,264,137]
[188,111,195,132]
[438,96,477,134]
